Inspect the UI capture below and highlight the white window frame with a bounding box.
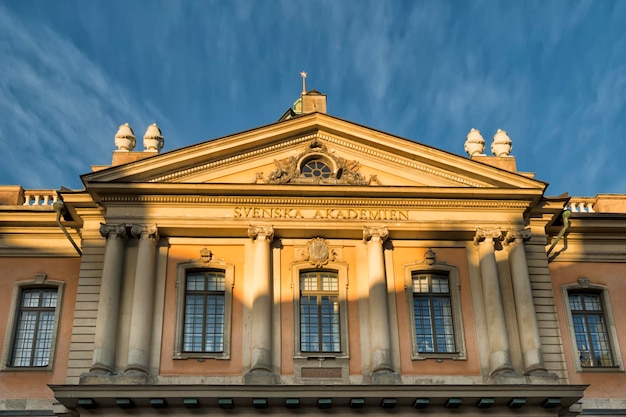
[2,279,64,371]
[404,261,466,360]
[562,281,624,372]
[174,260,234,360]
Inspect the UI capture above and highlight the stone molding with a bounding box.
[504,228,532,245]
[473,227,503,245]
[100,195,531,210]
[99,223,128,240]
[130,223,159,241]
[297,237,337,267]
[248,225,274,242]
[266,138,370,185]
[363,226,389,243]
[146,132,484,187]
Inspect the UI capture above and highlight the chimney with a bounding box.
[301,90,327,114]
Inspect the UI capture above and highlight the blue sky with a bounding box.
[1,1,625,196]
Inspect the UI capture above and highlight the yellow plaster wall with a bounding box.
[159,244,245,375]
[0,257,80,399]
[279,243,362,376]
[550,262,626,398]
[391,247,481,376]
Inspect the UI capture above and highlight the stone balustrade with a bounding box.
[22,190,59,206]
[567,198,595,213]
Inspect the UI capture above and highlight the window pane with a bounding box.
[183,270,226,353]
[569,291,615,367]
[299,271,340,353]
[412,273,456,353]
[11,289,57,367]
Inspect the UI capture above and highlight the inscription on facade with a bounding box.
[233,207,409,220]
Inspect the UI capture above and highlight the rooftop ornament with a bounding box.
[143,123,164,152]
[114,123,136,151]
[491,129,512,157]
[464,128,485,157]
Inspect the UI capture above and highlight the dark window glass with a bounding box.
[300,270,340,352]
[302,160,332,178]
[183,270,225,353]
[11,288,57,367]
[568,292,615,367]
[412,273,456,353]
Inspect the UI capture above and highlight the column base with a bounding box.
[370,370,401,384]
[488,370,525,385]
[244,370,276,385]
[80,371,152,385]
[124,367,150,377]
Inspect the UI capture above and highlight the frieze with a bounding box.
[233,207,409,220]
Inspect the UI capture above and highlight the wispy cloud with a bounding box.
[0,1,623,197]
[0,4,170,189]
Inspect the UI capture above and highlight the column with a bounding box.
[91,224,127,374]
[247,225,274,374]
[126,224,159,374]
[506,228,546,374]
[363,226,394,374]
[474,228,513,375]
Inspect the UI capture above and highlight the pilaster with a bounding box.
[505,228,547,375]
[90,224,127,374]
[474,227,514,377]
[125,224,159,374]
[363,226,397,382]
[245,225,275,384]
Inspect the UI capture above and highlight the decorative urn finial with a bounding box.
[143,123,164,152]
[114,123,136,151]
[464,128,485,157]
[491,129,512,157]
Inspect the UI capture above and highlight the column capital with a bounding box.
[248,225,274,242]
[474,227,502,245]
[504,228,531,245]
[363,226,389,243]
[100,223,127,240]
[130,224,159,241]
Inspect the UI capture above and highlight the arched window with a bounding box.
[301,159,332,178]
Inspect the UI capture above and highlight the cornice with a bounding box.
[51,383,586,410]
[150,132,486,187]
[100,195,529,209]
[148,134,313,183]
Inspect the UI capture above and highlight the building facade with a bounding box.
[1,92,624,416]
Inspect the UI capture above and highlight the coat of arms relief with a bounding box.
[296,237,339,268]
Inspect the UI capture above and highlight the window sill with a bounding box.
[1,365,53,372]
[577,365,623,373]
[173,353,230,361]
[412,352,466,361]
[294,354,349,360]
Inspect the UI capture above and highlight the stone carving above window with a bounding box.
[265,139,377,185]
[296,237,339,268]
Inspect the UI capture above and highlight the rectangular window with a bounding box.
[568,292,615,368]
[412,272,456,353]
[183,269,225,353]
[300,270,340,353]
[11,288,58,367]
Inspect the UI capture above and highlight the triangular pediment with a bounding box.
[82,113,545,192]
